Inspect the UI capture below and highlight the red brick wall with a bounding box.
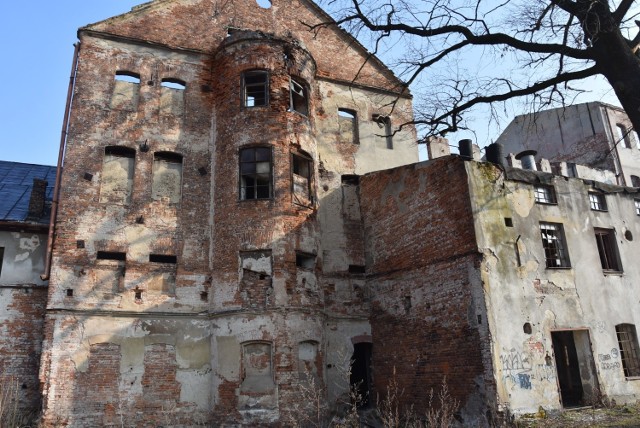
[361,157,496,423]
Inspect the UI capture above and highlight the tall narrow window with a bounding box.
[616,324,640,377]
[594,228,622,271]
[292,153,312,206]
[240,147,272,200]
[589,192,608,211]
[338,109,358,144]
[539,222,570,268]
[0,247,4,279]
[373,114,393,149]
[111,71,140,110]
[243,71,268,107]
[635,199,640,216]
[152,152,183,203]
[534,185,556,204]
[616,124,631,148]
[100,146,136,204]
[160,78,186,116]
[289,78,308,116]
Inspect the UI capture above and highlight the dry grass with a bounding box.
[0,377,38,428]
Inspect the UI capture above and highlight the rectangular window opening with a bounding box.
[243,71,268,107]
[292,153,313,205]
[289,78,308,116]
[635,199,640,216]
[149,254,178,264]
[97,251,126,261]
[534,185,557,204]
[589,192,608,211]
[594,228,622,272]
[373,114,393,149]
[539,222,570,268]
[338,108,359,144]
[348,265,366,274]
[240,147,273,200]
[296,252,316,270]
[341,175,360,186]
[616,124,631,148]
[616,324,640,377]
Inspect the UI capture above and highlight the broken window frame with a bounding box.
[594,228,622,272]
[373,114,393,149]
[534,185,557,204]
[616,324,640,378]
[291,151,313,206]
[152,151,184,203]
[589,192,608,211]
[338,108,359,144]
[289,77,309,116]
[539,222,571,268]
[242,70,269,108]
[239,146,273,201]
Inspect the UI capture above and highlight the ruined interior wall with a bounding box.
[360,157,495,425]
[601,105,640,186]
[467,161,640,415]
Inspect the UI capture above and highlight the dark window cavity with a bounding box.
[97,251,126,261]
[289,78,308,116]
[373,114,393,149]
[152,152,183,203]
[292,153,312,206]
[240,147,272,200]
[296,252,315,270]
[631,175,640,187]
[616,324,640,377]
[594,228,622,272]
[0,247,4,278]
[149,254,177,264]
[338,109,358,144]
[589,192,608,211]
[635,199,640,216]
[539,222,570,268]
[243,71,268,107]
[534,185,556,204]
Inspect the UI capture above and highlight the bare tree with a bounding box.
[311,0,640,142]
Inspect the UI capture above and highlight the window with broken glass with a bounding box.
[242,71,268,107]
[539,222,570,268]
[239,147,272,200]
[616,324,640,378]
[589,192,608,211]
[289,78,308,116]
[594,228,622,272]
[292,153,312,206]
[534,185,556,204]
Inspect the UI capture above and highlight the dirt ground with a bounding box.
[515,403,640,427]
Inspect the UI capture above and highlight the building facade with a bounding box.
[496,102,640,187]
[39,0,417,426]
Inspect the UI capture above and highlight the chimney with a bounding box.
[27,178,47,221]
[426,136,450,159]
[485,143,506,167]
[458,139,473,159]
[515,150,538,170]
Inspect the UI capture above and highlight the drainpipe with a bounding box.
[41,42,80,281]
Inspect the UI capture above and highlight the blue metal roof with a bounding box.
[0,160,57,225]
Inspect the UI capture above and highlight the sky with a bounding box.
[0,1,624,166]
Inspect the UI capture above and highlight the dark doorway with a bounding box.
[350,343,372,408]
[551,330,599,408]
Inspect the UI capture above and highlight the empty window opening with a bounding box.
[200,291,208,301]
[111,72,140,110]
[0,247,4,278]
[338,108,359,144]
[349,265,366,274]
[152,152,183,203]
[149,254,177,264]
[115,71,140,84]
[350,342,372,408]
[255,0,272,8]
[292,153,313,205]
[631,175,640,187]
[97,251,126,261]
[616,324,640,378]
[616,124,631,148]
[534,185,557,204]
[240,147,272,200]
[83,172,93,181]
[341,175,360,186]
[134,289,142,300]
[100,146,135,204]
[504,218,513,227]
[243,71,268,107]
[241,342,275,393]
[635,200,640,216]
[289,78,308,116]
[594,228,622,272]
[523,323,532,334]
[160,78,186,90]
[66,289,74,297]
[296,252,315,270]
[539,222,570,268]
[373,114,393,149]
[76,240,85,249]
[589,192,608,211]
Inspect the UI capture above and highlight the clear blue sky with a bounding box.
[0,1,623,166]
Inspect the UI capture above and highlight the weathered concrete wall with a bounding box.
[360,157,496,425]
[0,230,48,414]
[467,161,640,415]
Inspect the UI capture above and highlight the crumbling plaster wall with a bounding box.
[360,157,496,425]
[466,161,640,415]
[600,105,640,186]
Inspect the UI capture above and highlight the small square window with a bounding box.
[534,185,556,204]
[589,192,608,211]
[539,222,570,268]
[243,71,268,107]
[635,199,640,216]
[594,228,622,272]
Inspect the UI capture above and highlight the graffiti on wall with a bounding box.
[500,341,556,390]
[598,348,621,370]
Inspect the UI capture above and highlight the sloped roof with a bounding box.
[0,161,56,225]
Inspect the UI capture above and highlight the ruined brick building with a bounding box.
[2,0,640,426]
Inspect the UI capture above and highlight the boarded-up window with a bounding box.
[152,152,183,203]
[292,153,312,206]
[110,71,140,111]
[100,146,135,204]
[241,342,275,393]
[160,78,186,116]
[338,109,358,144]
